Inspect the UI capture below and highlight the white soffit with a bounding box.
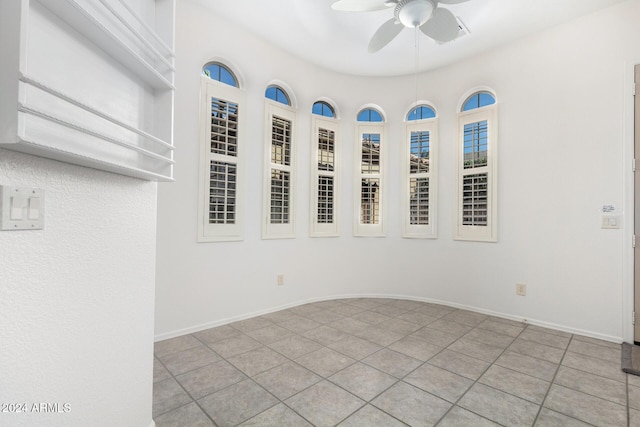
[196,0,629,77]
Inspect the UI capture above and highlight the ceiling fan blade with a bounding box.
[437,0,471,4]
[368,18,403,53]
[331,0,390,12]
[420,7,460,42]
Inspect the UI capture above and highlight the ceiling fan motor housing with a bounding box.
[395,0,436,28]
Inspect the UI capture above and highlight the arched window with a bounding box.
[355,106,386,236]
[456,90,498,242]
[265,85,291,106]
[462,92,495,112]
[312,101,336,118]
[357,108,384,122]
[263,86,297,239]
[310,99,339,237]
[403,104,438,238]
[407,105,436,121]
[198,61,244,242]
[202,62,238,88]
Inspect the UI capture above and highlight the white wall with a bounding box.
[155,0,640,342]
[0,150,157,427]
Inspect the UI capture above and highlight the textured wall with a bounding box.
[155,0,640,342]
[0,149,157,427]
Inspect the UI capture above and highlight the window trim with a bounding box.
[310,115,340,237]
[263,100,297,239]
[402,115,438,239]
[354,121,386,237]
[198,76,245,242]
[454,99,498,242]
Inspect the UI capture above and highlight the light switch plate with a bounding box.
[0,186,45,230]
[601,215,621,229]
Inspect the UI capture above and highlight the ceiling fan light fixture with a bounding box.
[396,0,434,28]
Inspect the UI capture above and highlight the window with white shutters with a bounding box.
[403,104,438,238]
[198,63,244,242]
[310,106,339,237]
[263,99,297,239]
[455,91,497,242]
[354,107,386,237]
[209,161,237,224]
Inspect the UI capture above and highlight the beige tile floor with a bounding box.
[152,298,639,426]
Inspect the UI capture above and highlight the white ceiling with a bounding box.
[196,0,628,77]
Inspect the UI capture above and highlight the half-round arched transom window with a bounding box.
[407,105,436,121]
[265,85,291,106]
[312,101,336,118]
[357,108,384,122]
[462,92,495,112]
[202,62,238,88]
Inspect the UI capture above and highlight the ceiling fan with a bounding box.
[331,0,471,53]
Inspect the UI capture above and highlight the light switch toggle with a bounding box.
[601,215,621,229]
[1,186,45,230]
[10,195,27,220]
[28,197,41,220]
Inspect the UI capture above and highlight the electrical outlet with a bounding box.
[277,274,284,286]
[516,283,526,296]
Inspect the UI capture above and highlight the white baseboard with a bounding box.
[154,293,623,344]
[404,295,623,344]
[154,293,357,341]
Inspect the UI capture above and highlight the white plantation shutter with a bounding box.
[455,101,497,242]
[208,161,237,224]
[310,117,340,237]
[403,118,438,238]
[263,102,297,239]
[355,123,386,237]
[198,77,245,242]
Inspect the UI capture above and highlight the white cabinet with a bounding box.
[0,0,175,181]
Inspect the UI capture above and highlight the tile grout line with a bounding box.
[421,323,627,416]
[530,333,599,427]
[153,300,429,425]
[429,318,532,426]
[356,306,458,424]
[258,300,447,425]
[256,298,411,426]
[296,306,505,425]
[205,324,319,425]
[152,348,221,427]
[518,325,560,426]
[335,302,460,426]
[179,333,227,427]
[276,299,420,426]
[328,301,455,425]
[220,298,408,426]
[153,299,627,427]
[206,327,318,426]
